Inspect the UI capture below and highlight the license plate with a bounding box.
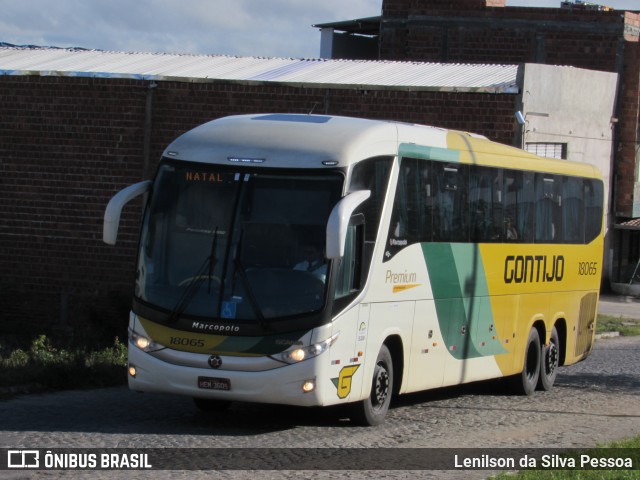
[198,376,231,391]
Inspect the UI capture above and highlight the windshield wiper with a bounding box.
[207,226,219,294]
[233,258,270,331]
[231,229,270,331]
[167,227,219,324]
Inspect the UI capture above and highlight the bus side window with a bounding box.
[504,170,534,243]
[563,176,584,243]
[385,157,432,261]
[433,163,469,242]
[584,179,604,243]
[334,216,364,299]
[386,158,415,260]
[470,166,503,242]
[351,156,392,267]
[535,173,562,243]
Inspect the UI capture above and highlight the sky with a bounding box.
[0,0,637,59]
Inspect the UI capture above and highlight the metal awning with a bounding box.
[313,16,382,35]
[615,218,640,230]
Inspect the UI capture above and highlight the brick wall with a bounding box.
[0,75,515,343]
[617,42,640,216]
[0,76,149,345]
[380,5,627,68]
[383,0,504,17]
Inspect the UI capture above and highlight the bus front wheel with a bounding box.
[351,344,393,426]
[511,327,541,396]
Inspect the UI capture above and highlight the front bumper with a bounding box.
[127,343,327,407]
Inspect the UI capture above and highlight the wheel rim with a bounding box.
[545,342,558,376]
[372,363,390,409]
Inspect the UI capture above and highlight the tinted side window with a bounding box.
[563,176,584,243]
[535,174,562,243]
[584,179,604,243]
[433,162,469,242]
[504,170,535,243]
[386,158,434,260]
[384,158,603,252]
[350,156,393,272]
[470,166,503,242]
[350,156,393,243]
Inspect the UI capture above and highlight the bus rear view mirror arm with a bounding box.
[326,190,370,259]
[103,180,152,245]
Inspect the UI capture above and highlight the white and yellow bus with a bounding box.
[104,114,604,425]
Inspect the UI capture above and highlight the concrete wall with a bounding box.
[520,63,618,283]
[521,63,617,211]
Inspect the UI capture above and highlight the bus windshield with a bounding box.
[135,162,343,324]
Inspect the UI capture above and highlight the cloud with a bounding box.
[0,0,382,58]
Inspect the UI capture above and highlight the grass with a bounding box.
[489,436,640,479]
[596,314,640,337]
[0,334,127,394]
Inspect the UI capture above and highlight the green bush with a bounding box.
[5,349,29,368]
[0,335,128,392]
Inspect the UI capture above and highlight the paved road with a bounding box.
[1,334,639,480]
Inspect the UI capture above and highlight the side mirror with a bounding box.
[326,190,370,259]
[103,180,152,245]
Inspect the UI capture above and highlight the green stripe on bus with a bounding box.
[398,143,460,162]
[422,243,506,359]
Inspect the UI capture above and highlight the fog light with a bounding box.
[302,379,315,393]
[128,365,137,377]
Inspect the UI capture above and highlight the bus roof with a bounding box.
[162,114,602,179]
[164,114,409,169]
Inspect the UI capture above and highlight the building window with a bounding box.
[525,143,568,160]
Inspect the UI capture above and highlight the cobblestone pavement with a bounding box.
[1,335,639,480]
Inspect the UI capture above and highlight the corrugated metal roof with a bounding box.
[615,218,640,230]
[0,46,519,94]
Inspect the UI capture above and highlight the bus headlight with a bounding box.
[271,333,339,364]
[129,329,163,352]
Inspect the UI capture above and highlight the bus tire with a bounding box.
[511,327,541,396]
[538,326,559,391]
[351,344,393,426]
[193,397,232,412]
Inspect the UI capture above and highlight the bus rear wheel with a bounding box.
[351,344,393,426]
[538,326,559,391]
[511,327,541,396]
